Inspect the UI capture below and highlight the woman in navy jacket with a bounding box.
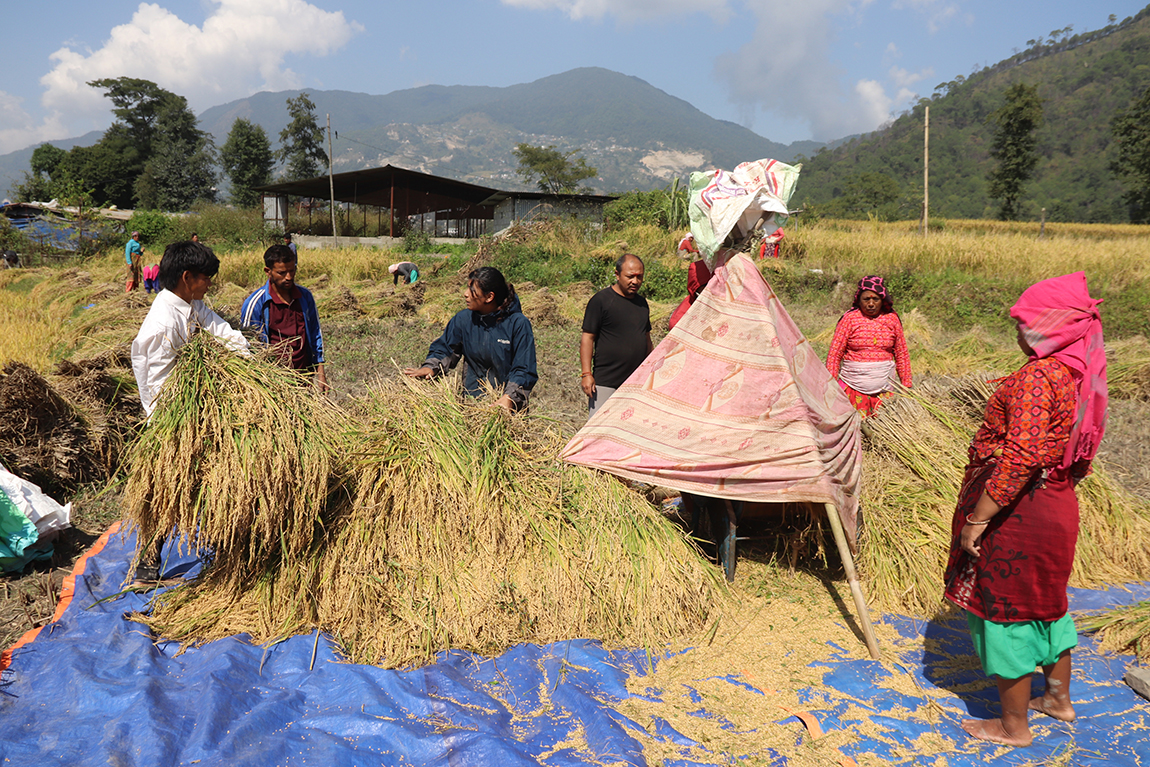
[405,267,537,411]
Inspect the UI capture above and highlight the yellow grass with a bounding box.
[785,219,1150,287]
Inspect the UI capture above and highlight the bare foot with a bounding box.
[961,718,1033,747]
[1029,695,1076,722]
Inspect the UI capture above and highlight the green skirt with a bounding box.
[966,612,1078,679]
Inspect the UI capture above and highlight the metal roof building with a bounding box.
[256,165,615,238]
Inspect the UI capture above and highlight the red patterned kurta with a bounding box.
[944,358,1085,622]
[826,309,912,415]
[826,309,913,385]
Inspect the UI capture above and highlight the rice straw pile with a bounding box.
[859,377,1150,616]
[123,333,348,589]
[1081,600,1150,661]
[134,362,723,667]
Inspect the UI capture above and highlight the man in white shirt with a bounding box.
[132,241,249,417]
[130,241,249,584]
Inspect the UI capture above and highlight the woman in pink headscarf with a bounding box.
[825,275,912,416]
[944,271,1107,748]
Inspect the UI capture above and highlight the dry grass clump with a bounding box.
[859,378,1150,616]
[141,374,724,667]
[1081,601,1150,661]
[1107,336,1150,401]
[0,357,141,499]
[122,333,348,585]
[320,378,723,665]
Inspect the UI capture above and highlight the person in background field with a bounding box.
[131,241,250,583]
[944,272,1107,748]
[190,233,200,243]
[389,261,419,285]
[241,245,327,393]
[124,231,143,292]
[142,264,160,294]
[580,254,652,417]
[284,233,297,256]
[668,234,712,331]
[825,275,912,416]
[405,266,537,413]
[2,249,20,269]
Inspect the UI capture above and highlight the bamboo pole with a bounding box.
[825,502,881,660]
[920,106,929,237]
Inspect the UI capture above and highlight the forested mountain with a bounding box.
[197,68,823,192]
[794,6,1150,222]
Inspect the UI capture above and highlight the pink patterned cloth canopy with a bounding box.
[562,251,863,543]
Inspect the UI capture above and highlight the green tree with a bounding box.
[221,118,275,207]
[986,83,1045,220]
[30,144,67,179]
[278,93,327,181]
[1110,86,1150,222]
[134,94,217,210]
[512,144,597,194]
[87,77,177,159]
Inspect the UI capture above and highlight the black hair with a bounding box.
[283,232,293,240]
[263,244,297,269]
[158,241,220,292]
[467,266,514,310]
[614,253,644,273]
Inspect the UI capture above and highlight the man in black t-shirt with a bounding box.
[580,254,653,416]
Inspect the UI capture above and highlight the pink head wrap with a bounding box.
[1010,271,1108,469]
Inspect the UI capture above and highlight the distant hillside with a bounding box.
[794,6,1150,222]
[198,68,823,192]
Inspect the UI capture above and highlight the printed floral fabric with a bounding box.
[943,357,1083,623]
[969,358,1080,505]
[825,310,912,387]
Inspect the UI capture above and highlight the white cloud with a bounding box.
[501,0,731,23]
[889,65,933,88]
[0,91,73,156]
[37,0,362,134]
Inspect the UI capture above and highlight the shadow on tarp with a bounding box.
[1,527,1148,767]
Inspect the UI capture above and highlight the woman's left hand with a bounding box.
[960,523,985,558]
[495,394,515,413]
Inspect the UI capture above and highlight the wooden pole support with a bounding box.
[824,503,881,660]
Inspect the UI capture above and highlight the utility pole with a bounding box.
[920,106,929,236]
[328,113,337,238]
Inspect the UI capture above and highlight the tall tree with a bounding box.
[87,78,176,160]
[134,94,217,210]
[986,83,1045,221]
[278,93,327,181]
[1110,86,1150,223]
[512,144,597,194]
[221,118,275,207]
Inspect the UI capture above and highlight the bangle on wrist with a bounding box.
[581,372,593,378]
[965,514,989,526]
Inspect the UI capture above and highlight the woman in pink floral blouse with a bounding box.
[825,275,912,416]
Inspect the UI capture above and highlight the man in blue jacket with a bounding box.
[241,245,327,392]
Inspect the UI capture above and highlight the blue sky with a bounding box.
[0,0,1144,155]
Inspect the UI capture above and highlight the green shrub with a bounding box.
[126,210,174,245]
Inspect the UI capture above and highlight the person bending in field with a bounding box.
[130,240,250,583]
[405,266,537,413]
[240,245,327,393]
[389,261,419,285]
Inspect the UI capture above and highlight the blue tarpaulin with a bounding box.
[2,526,1148,766]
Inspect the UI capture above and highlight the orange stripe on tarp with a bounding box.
[779,706,824,739]
[0,521,122,672]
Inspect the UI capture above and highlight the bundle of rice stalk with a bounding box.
[858,378,1150,617]
[146,375,725,667]
[1081,600,1150,661]
[122,333,348,588]
[1107,336,1150,401]
[317,376,724,666]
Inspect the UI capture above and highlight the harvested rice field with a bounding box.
[2,219,1150,765]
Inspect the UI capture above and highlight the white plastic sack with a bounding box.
[0,462,71,539]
